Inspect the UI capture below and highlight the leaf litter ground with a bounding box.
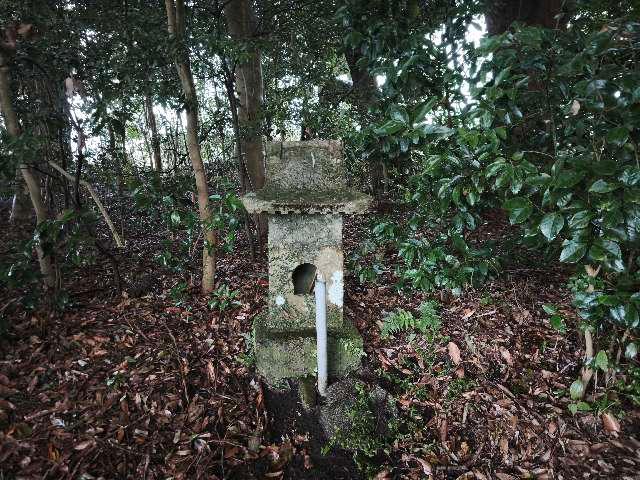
[0,200,639,479]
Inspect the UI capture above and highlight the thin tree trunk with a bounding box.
[9,167,32,223]
[0,51,56,290]
[485,0,569,35]
[120,123,130,179]
[221,57,255,261]
[21,166,57,289]
[145,94,162,173]
[223,0,266,236]
[108,122,124,195]
[223,0,265,190]
[165,0,216,294]
[48,160,124,248]
[345,48,386,198]
[141,119,153,170]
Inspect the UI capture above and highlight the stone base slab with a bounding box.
[253,313,363,386]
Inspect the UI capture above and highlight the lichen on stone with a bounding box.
[244,140,368,385]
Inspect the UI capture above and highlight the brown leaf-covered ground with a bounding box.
[1,198,639,479]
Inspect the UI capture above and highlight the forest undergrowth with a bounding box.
[1,196,638,480]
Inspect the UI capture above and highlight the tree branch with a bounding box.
[48,160,124,248]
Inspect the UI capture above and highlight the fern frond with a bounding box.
[380,301,441,338]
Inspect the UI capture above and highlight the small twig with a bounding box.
[189,229,203,257]
[0,298,17,315]
[580,327,594,395]
[162,320,190,404]
[24,408,54,421]
[473,309,498,319]
[125,318,151,343]
[48,160,124,248]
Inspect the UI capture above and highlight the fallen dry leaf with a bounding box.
[448,341,462,365]
[74,439,95,450]
[462,308,476,319]
[439,417,448,443]
[570,99,581,116]
[500,347,514,366]
[601,412,620,434]
[495,473,516,480]
[374,469,391,479]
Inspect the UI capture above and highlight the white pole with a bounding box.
[315,271,328,396]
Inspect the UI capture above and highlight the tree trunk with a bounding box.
[485,0,569,35]
[221,56,256,260]
[485,1,569,148]
[223,0,265,191]
[224,0,267,238]
[21,165,57,290]
[165,0,216,294]
[145,94,162,173]
[108,122,124,195]
[0,51,56,290]
[345,49,377,119]
[9,168,32,223]
[345,49,387,198]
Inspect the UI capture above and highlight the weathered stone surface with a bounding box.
[319,378,397,441]
[241,140,372,215]
[241,189,371,215]
[267,214,343,330]
[253,314,363,385]
[242,140,368,386]
[265,140,345,191]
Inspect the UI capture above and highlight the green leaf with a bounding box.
[559,239,587,263]
[620,167,640,186]
[555,170,585,189]
[511,151,524,162]
[486,159,506,178]
[549,314,566,333]
[170,211,181,225]
[504,197,533,224]
[606,126,629,147]
[540,212,565,241]
[413,97,439,124]
[421,124,454,138]
[389,105,409,124]
[576,401,591,412]
[467,190,479,206]
[542,304,558,315]
[589,238,622,261]
[569,211,592,230]
[570,379,585,400]
[495,126,507,140]
[589,179,618,194]
[594,350,608,371]
[375,119,406,136]
[494,66,511,86]
[526,174,551,187]
[625,342,638,360]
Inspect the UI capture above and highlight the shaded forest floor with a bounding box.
[1,197,639,480]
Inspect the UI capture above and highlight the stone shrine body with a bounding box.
[242,140,371,385]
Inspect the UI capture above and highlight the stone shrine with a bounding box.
[242,140,371,385]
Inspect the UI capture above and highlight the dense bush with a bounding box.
[346,4,639,397]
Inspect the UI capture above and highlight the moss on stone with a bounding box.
[243,140,367,386]
[298,375,317,409]
[252,313,363,385]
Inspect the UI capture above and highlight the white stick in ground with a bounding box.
[315,271,328,396]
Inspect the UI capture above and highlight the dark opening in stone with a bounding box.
[292,263,317,295]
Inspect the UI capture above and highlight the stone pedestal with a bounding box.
[242,140,371,386]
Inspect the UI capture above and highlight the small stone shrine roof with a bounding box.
[241,140,372,215]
